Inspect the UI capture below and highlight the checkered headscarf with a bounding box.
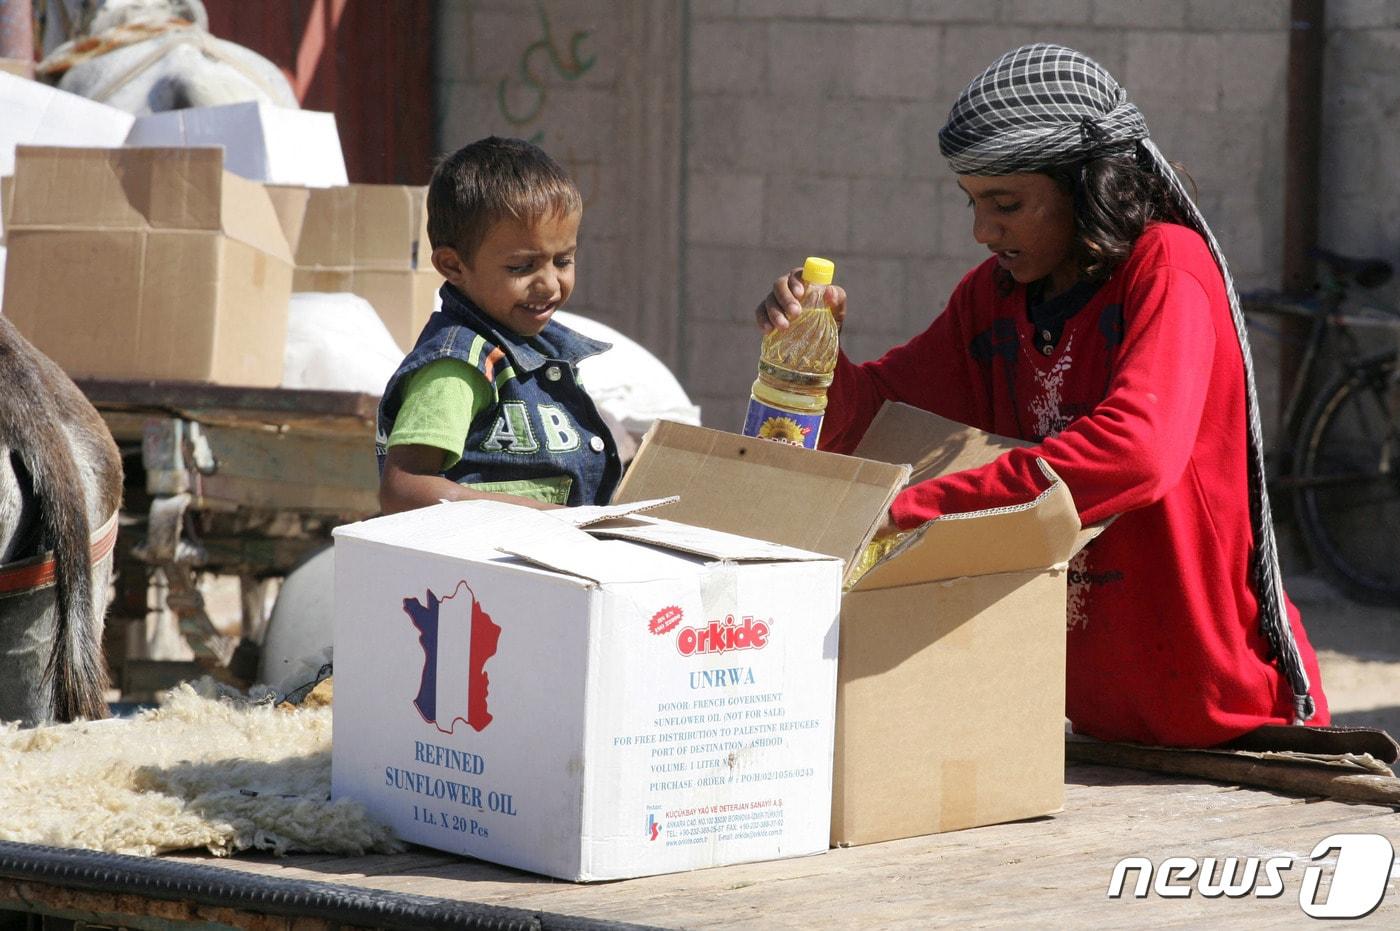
[941,44,1315,724]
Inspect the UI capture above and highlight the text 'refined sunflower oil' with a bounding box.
[742,257,839,449]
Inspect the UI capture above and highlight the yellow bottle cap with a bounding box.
[802,256,835,286]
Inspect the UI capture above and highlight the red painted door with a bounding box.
[203,0,435,185]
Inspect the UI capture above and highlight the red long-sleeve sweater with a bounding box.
[822,223,1330,747]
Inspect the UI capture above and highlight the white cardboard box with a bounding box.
[0,72,135,238]
[0,72,135,175]
[331,499,843,882]
[125,101,348,187]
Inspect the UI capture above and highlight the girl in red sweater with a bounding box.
[757,44,1330,748]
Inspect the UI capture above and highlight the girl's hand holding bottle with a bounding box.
[756,266,847,334]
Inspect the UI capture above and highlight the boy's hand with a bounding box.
[756,266,847,334]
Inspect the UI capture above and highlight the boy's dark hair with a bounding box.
[427,136,582,262]
[1042,150,1192,283]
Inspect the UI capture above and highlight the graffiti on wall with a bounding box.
[496,1,594,143]
[489,1,600,205]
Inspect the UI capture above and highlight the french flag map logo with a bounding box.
[404,580,502,734]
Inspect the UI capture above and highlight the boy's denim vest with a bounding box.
[376,286,621,506]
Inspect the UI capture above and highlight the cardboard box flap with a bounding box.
[498,510,829,584]
[8,146,289,261]
[334,498,569,560]
[499,532,684,585]
[11,145,224,230]
[613,421,909,578]
[851,459,1082,591]
[587,515,837,563]
[553,497,680,528]
[856,400,1106,557]
[854,402,1031,482]
[264,184,311,254]
[218,169,294,262]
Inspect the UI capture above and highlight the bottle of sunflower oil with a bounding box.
[742,256,839,449]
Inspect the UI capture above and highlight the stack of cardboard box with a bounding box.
[0,72,439,386]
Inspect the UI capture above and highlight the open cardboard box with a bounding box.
[613,402,1094,846]
[2,145,293,386]
[266,183,442,350]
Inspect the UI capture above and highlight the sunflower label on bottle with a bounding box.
[742,404,824,447]
[742,257,839,451]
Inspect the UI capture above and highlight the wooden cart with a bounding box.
[78,380,380,696]
[1,757,1398,929]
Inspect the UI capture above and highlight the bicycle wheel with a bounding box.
[1292,352,1400,605]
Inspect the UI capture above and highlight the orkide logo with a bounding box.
[676,614,770,656]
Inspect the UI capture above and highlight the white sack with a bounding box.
[552,310,702,434]
[281,292,401,394]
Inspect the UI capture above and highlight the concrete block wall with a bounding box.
[683,0,1291,429]
[433,0,684,368]
[1322,3,1400,287]
[436,1,1391,439]
[434,0,616,322]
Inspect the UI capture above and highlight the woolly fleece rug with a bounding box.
[0,681,403,858]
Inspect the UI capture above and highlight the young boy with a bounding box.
[376,137,620,514]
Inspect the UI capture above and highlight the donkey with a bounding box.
[37,0,298,114]
[0,316,123,725]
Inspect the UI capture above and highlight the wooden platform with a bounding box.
[153,762,1398,929]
